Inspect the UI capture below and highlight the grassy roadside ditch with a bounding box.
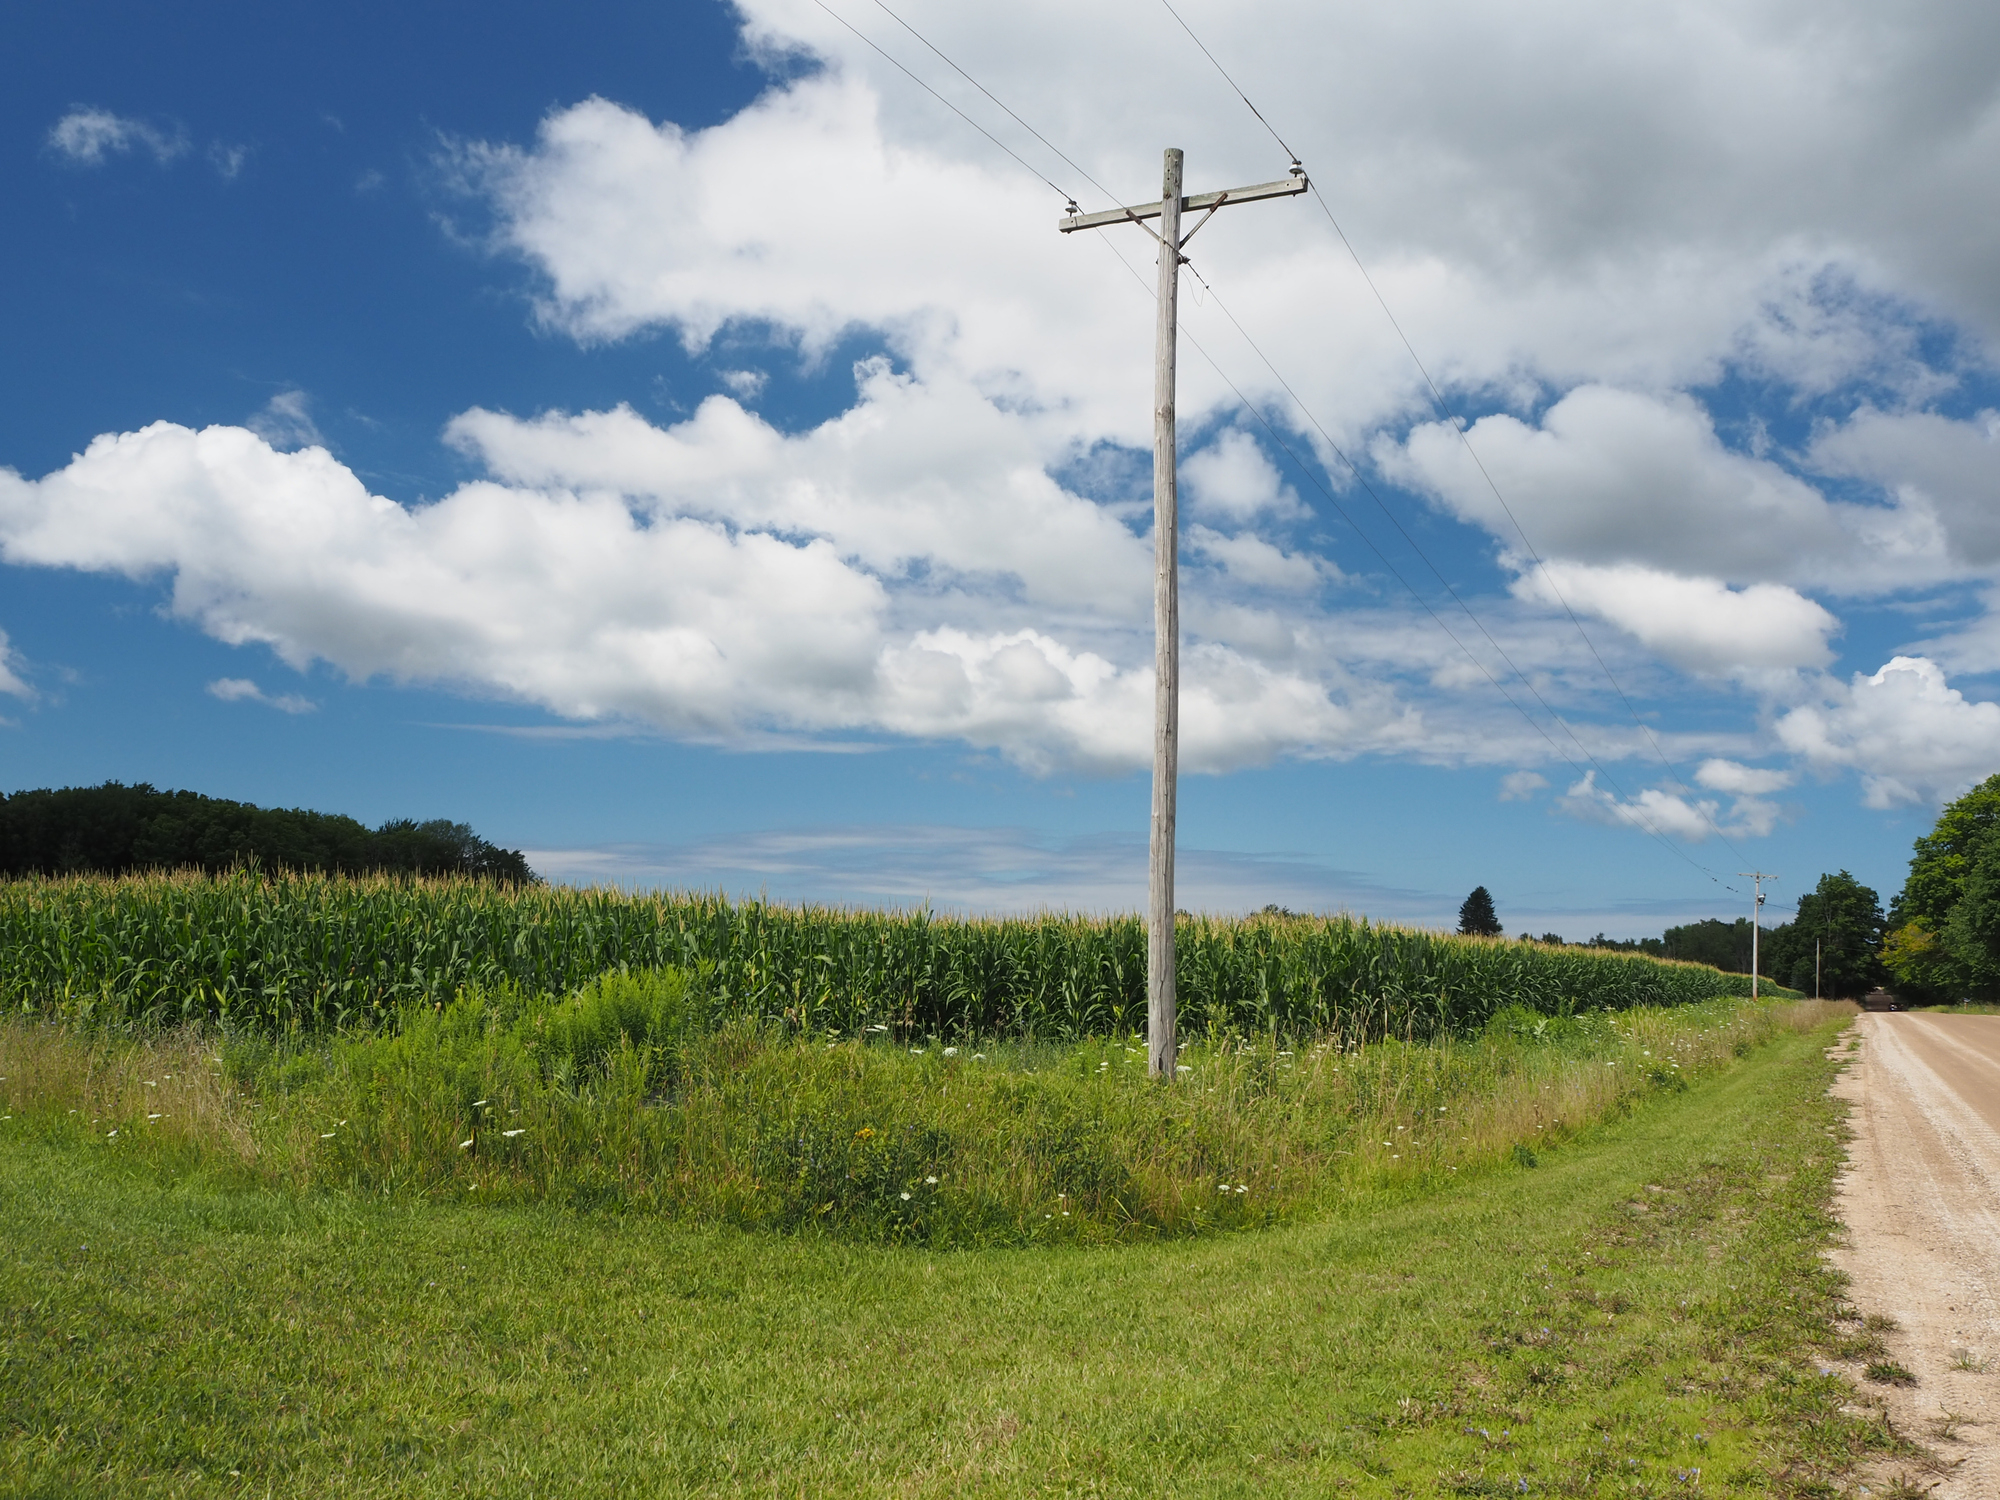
[6,987,1826,1243]
[1,1001,1896,1496]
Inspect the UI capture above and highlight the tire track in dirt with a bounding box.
[1832,1012,2000,1495]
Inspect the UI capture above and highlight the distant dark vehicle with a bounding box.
[1862,988,1899,1012]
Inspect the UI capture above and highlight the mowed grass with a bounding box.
[0,1009,1898,1497]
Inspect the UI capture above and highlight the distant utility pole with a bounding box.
[1060,150,1307,1081]
[1739,872,1774,999]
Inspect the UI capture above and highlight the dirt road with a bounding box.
[1833,1011,2000,1494]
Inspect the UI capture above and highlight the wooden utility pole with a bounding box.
[1739,872,1774,999]
[1060,150,1307,1079]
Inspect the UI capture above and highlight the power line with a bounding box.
[809,0,1080,206]
[1154,0,1755,871]
[810,0,1741,893]
[1173,278,1731,885]
[1156,0,1300,165]
[1303,179,1755,866]
[1180,262,1718,872]
[1090,237,1723,884]
[868,0,1116,207]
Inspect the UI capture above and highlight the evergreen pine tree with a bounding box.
[1458,885,1502,937]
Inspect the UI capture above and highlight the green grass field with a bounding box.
[2,1007,1896,1497]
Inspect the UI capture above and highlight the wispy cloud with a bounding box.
[246,391,323,451]
[0,630,32,700]
[47,107,246,178]
[207,141,250,179]
[520,823,1747,938]
[47,108,187,166]
[521,825,1434,919]
[207,677,315,714]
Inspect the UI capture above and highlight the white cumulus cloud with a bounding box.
[1694,758,1794,795]
[1183,430,1306,523]
[1514,561,1838,675]
[17,0,2000,827]
[1386,385,1965,596]
[0,419,1433,773]
[1807,407,2000,570]
[1558,770,1781,841]
[1775,656,2000,807]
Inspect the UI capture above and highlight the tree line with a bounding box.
[1452,772,2000,1003]
[0,783,538,885]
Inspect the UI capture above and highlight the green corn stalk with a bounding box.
[0,870,1780,1040]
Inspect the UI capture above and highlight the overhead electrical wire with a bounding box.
[806,0,1741,891]
[809,0,1078,204]
[1156,0,1301,166]
[868,0,1116,208]
[1099,245,1727,884]
[1172,261,1730,881]
[1152,0,1756,875]
[813,0,1728,887]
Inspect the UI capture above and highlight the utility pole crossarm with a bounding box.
[1056,172,1307,233]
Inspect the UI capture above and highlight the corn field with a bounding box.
[0,870,1773,1039]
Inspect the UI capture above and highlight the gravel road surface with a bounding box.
[1833,1011,2000,1495]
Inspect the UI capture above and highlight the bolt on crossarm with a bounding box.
[1058,151,1307,1078]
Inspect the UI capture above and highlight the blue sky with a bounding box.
[3,0,1997,935]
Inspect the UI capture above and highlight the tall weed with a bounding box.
[0,987,1854,1247]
